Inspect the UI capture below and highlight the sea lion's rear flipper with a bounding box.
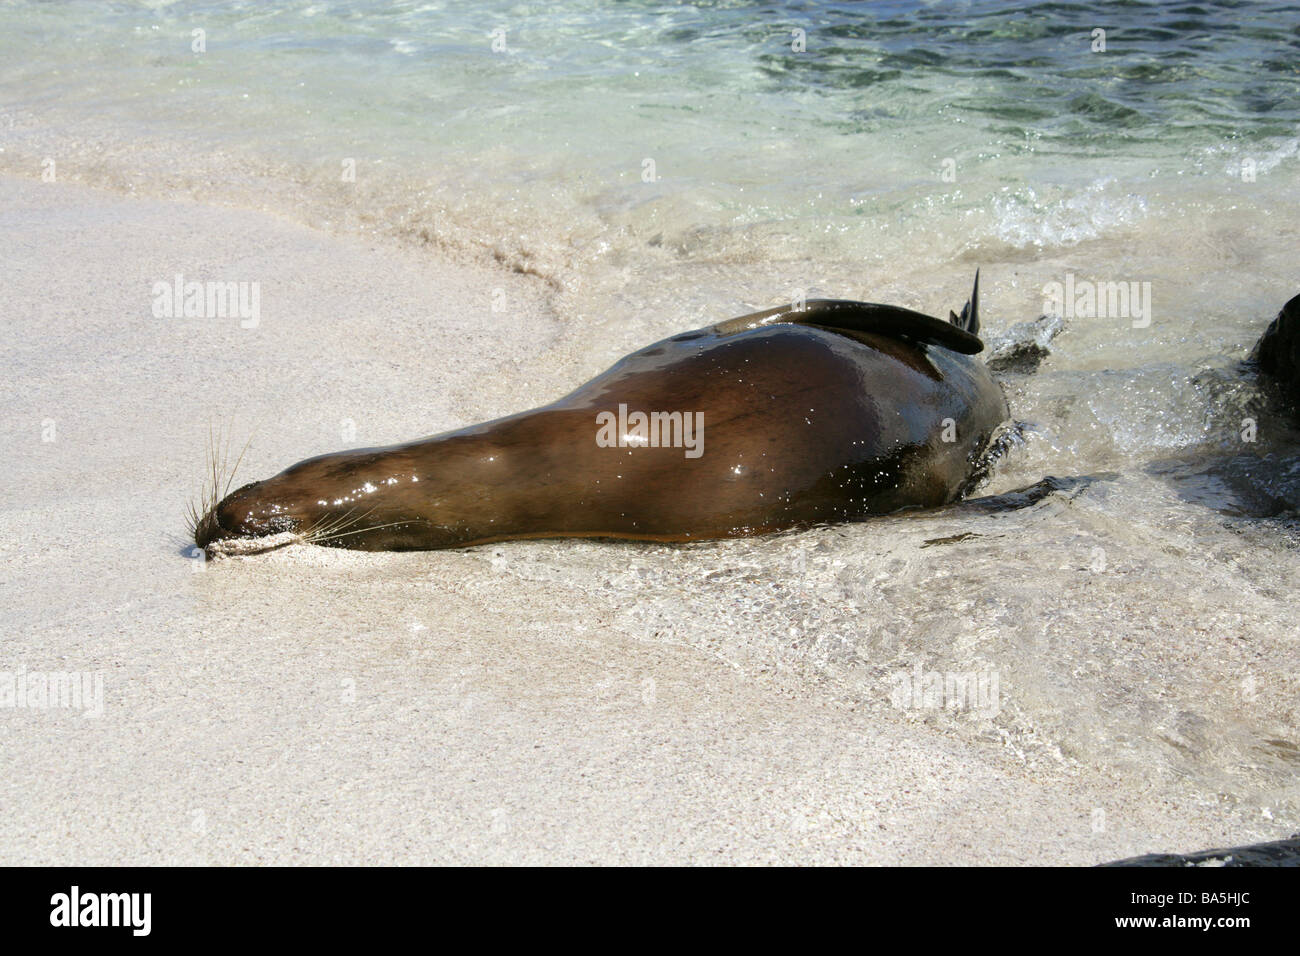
[955,268,979,336]
[712,270,985,355]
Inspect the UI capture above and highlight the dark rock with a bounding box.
[1101,836,1300,867]
[1250,292,1300,406]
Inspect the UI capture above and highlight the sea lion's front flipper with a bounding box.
[713,298,984,354]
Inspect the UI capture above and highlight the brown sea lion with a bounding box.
[193,271,1009,552]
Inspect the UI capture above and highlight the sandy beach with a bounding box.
[1,173,1293,865]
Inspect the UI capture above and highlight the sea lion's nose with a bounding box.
[193,505,227,549]
[194,481,266,548]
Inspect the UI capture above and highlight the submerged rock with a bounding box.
[985,313,1065,376]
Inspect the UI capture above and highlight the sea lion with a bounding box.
[193,271,1009,552]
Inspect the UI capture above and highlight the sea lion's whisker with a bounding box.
[222,423,254,499]
[298,508,386,544]
[187,420,257,544]
[298,506,373,542]
[185,424,219,538]
[307,520,411,545]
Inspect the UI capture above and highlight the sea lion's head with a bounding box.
[192,447,442,553]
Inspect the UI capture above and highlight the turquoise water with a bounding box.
[2,0,1297,281]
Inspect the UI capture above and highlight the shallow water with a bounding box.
[2,1,1298,818]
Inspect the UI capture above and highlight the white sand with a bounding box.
[0,174,1289,865]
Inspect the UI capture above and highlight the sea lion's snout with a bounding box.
[194,480,284,549]
[192,504,224,550]
[194,456,413,552]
